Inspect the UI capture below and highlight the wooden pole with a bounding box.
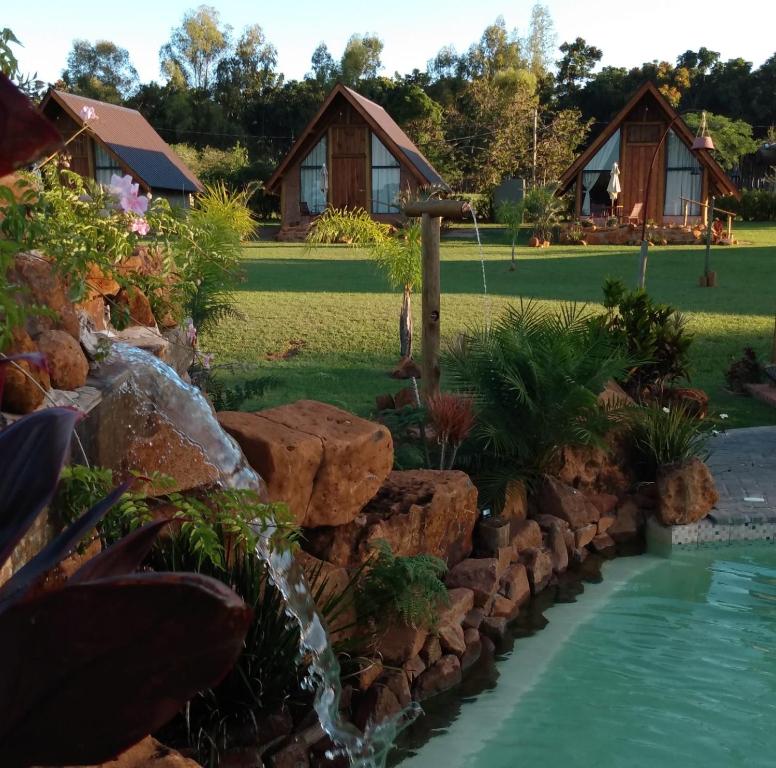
[771,312,776,364]
[703,195,715,285]
[404,200,471,218]
[421,213,441,399]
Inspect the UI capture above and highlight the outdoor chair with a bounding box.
[625,202,643,224]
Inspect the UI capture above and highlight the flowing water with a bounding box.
[468,207,491,329]
[398,546,776,768]
[100,344,418,766]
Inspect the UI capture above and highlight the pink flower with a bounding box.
[130,218,150,236]
[202,353,213,370]
[109,174,135,198]
[120,190,149,215]
[185,320,197,345]
[80,105,98,122]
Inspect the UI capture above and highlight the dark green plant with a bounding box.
[445,301,630,506]
[495,199,525,269]
[724,346,764,393]
[599,277,693,399]
[523,185,563,242]
[356,540,449,629]
[191,366,277,411]
[378,404,429,471]
[626,403,711,481]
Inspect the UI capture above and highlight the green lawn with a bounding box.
[204,222,776,428]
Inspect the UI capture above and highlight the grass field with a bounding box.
[204,222,776,428]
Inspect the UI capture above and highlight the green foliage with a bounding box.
[496,199,526,265]
[523,185,563,241]
[53,465,115,526]
[725,347,764,393]
[371,222,421,291]
[306,207,390,246]
[717,190,776,222]
[684,112,758,172]
[192,368,278,410]
[170,143,251,188]
[378,405,429,471]
[444,301,630,504]
[599,278,693,398]
[356,540,448,629]
[626,403,711,480]
[62,39,139,103]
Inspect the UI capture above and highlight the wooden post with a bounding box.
[771,313,776,364]
[702,195,715,286]
[421,213,441,399]
[683,200,688,228]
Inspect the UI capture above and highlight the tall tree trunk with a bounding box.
[400,286,413,358]
[510,235,517,270]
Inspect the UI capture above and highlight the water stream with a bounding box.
[468,207,491,329]
[99,344,418,766]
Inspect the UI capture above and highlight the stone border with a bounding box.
[646,516,776,555]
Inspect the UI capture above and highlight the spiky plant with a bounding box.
[426,392,475,470]
[444,301,631,507]
[305,207,390,246]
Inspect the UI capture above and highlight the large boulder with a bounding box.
[553,439,631,495]
[10,251,79,339]
[413,655,461,701]
[538,476,600,528]
[77,736,200,767]
[115,286,157,327]
[36,329,89,390]
[445,558,499,606]
[656,458,718,525]
[306,470,478,568]
[1,328,51,413]
[221,401,393,528]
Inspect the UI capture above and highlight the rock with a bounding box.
[574,524,597,549]
[253,400,393,528]
[76,295,109,332]
[438,622,466,656]
[317,469,478,568]
[608,498,644,543]
[490,594,519,620]
[161,326,195,378]
[80,736,200,768]
[499,563,530,606]
[1,328,50,413]
[597,515,615,534]
[562,528,575,556]
[538,477,600,528]
[598,379,635,408]
[270,738,309,768]
[403,655,426,683]
[522,548,553,594]
[384,669,412,708]
[375,393,395,411]
[115,286,156,327]
[463,607,485,630]
[502,480,528,523]
[413,655,461,701]
[393,387,416,409]
[591,533,616,553]
[376,624,428,665]
[665,387,709,419]
[353,684,401,731]
[656,458,719,525]
[586,493,618,517]
[445,558,499,606]
[112,326,171,363]
[438,587,474,626]
[36,329,89,390]
[476,516,511,556]
[480,616,508,642]
[10,251,79,339]
[219,411,323,526]
[511,519,542,553]
[460,628,482,671]
[535,514,569,531]
[86,262,121,297]
[548,526,569,574]
[554,441,631,495]
[391,356,422,379]
[419,635,442,667]
[480,633,496,657]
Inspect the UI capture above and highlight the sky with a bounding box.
[5,0,774,87]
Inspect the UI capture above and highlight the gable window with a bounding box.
[94,143,122,186]
[664,131,701,216]
[581,129,620,216]
[371,134,400,214]
[300,136,327,214]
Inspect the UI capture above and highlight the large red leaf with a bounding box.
[0,572,252,767]
[0,408,80,569]
[0,73,62,175]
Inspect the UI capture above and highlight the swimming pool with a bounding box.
[397,546,776,768]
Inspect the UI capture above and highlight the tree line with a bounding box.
[50,4,776,208]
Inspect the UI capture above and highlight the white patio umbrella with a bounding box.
[607,161,621,213]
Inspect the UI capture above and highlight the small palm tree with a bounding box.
[524,184,563,243]
[496,199,525,270]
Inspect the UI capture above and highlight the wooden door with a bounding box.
[330,125,367,210]
[621,123,665,224]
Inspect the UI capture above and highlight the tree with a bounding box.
[496,200,526,269]
[463,17,524,79]
[160,5,231,90]
[524,3,555,80]
[684,112,758,171]
[309,43,337,84]
[62,40,138,103]
[340,34,383,85]
[555,37,602,102]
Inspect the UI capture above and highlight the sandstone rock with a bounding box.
[476,516,511,556]
[112,326,171,363]
[562,528,575,555]
[502,480,528,523]
[36,329,89,390]
[522,548,553,594]
[376,624,428,665]
[403,655,426,683]
[11,251,79,339]
[270,738,309,768]
[460,628,482,671]
[496,545,515,576]
[445,558,499,606]
[463,607,485,630]
[511,519,542,553]
[538,476,600,528]
[76,295,109,331]
[554,441,631,495]
[393,387,416,409]
[535,514,569,531]
[353,684,401,731]
[598,379,635,409]
[439,587,474,626]
[219,411,323,526]
[499,563,530,606]
[86,262,121,297]
[413,655,461,701]
[80,736,200,768]
[480,633,496,657]
[115,286,156,327]
[419,635,442,667]
[317,469,478,568]
[161,326,196,378]
[591,533,616,553]
[375,393,395,411]
[656,458,719,525]
[490,594,519,620]
[574,524,597,549]
[597,515,615,534]
[1,328,50,413]
[297,553,357,645]
[391,356,422,379]
[586,493,619,517]
[438,621,466,656]
[255,400,393,528]
[480,616,508,642]
[384,669,412,708]
[608,498,644,543]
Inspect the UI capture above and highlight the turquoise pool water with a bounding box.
[398,546,776,768]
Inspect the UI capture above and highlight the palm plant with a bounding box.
[444,301,631,507]
[523,184,563,243]
[496,199,525,270]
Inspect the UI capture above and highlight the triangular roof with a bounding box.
[265,84,448,193]
[40,89,203,194]
[557,81,737,198]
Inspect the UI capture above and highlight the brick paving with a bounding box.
[706,427,776,524]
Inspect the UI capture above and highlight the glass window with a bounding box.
[300,136,327,214]
[94,143,122,186]
[581,130,620,216]
[664,131,702,216]
[371,134,400,214]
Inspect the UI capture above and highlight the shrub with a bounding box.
[523,185,563,242]
[599,278,693,399]
[725,347,764,393]
[445,301,630,505]
[306,206,390,246]
[717,189,776,222]
[626,403,711,481]
[356,540,448,629]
